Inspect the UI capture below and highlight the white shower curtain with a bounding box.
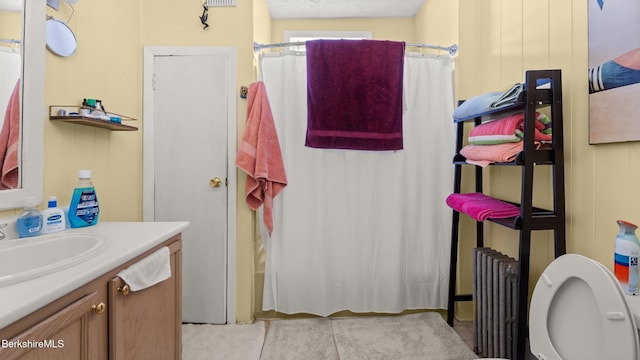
[259,52,456,316]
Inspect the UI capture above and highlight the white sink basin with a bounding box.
[0,233,108,287]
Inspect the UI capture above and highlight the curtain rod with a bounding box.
[253,41,458,56]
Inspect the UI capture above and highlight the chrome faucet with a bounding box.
[0,222,6,240]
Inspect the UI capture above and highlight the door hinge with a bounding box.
[152,73,157,91]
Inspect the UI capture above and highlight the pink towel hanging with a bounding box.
[236,81,287,235]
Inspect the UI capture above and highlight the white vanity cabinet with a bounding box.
[0,234,182,360]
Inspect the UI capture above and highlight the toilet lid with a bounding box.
[530,254,639,360]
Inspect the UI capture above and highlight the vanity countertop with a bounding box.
[0,221,190,329]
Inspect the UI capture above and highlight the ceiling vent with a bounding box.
[205,0,236,6]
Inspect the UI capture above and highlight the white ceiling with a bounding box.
[0,0,21,12]
[266,0,427,19]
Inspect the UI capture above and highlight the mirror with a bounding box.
[0,5,22,190]
[0,7,21,192]
[46,17,76,57]
[0,0,45,211]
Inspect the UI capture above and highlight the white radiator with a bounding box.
[472,248,518,358]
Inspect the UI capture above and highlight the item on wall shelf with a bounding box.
[614,220,640,295]
[83,98,105,111]
[49,105,138,131]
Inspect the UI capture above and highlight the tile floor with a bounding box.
[455,320,536,360]
[452,319,475,351]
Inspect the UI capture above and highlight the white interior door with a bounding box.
[143,47,237,324]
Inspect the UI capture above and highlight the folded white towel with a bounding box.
[117,247,171,291]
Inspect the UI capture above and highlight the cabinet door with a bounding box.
[108,242,181,360]
[1,291,104,360]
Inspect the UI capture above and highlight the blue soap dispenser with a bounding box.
[16,196,42,238]
[68,170,100,228]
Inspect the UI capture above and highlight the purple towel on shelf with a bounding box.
[445,192,521,222]
[305,39,405,151]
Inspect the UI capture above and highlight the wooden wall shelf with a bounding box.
[49,105,138,131]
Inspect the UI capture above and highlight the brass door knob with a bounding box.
[91,302,106,315]
[210,177,222,188]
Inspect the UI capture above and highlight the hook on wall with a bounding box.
[199,2,209,30]
[240,86,248,99]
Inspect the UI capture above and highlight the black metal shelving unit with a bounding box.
[446,69,566,359]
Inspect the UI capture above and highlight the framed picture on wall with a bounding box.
[588,0,640,144]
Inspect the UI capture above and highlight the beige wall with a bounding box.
[414,0,457,47]
[253,0,272,50]
[0,11,21,42]
[270,17,415,43]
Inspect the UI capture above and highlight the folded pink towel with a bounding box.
[446,192,521,221]
[468,111,552,145]
[460,141,541,167]
[0,80,20,190]
[236,81,287,235]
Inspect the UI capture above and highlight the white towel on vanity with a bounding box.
[117,247,171,291]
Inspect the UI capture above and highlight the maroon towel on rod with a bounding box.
[305,39,405,151]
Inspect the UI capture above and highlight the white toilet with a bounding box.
[487,253,640,360]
